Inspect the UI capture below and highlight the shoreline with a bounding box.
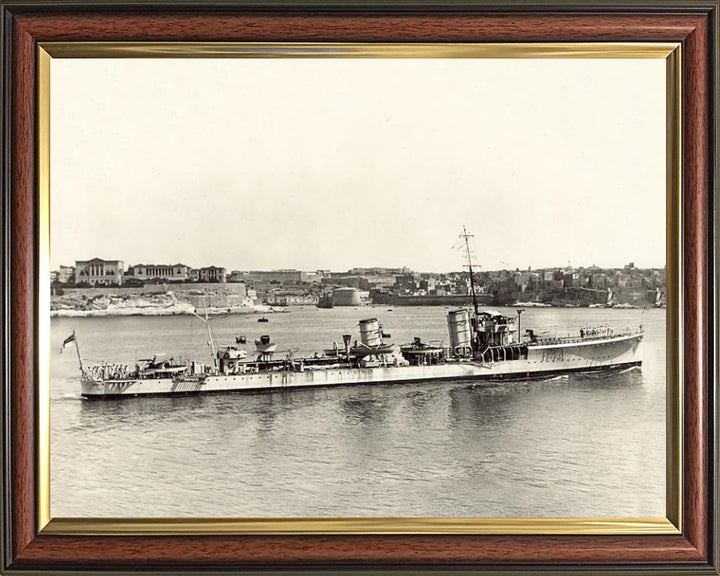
[50,289,288,318]
[48,303,662,318]
[49,306,288,318]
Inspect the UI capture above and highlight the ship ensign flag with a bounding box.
[61,333,75,353]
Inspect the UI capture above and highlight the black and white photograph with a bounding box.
[49,53,667,519]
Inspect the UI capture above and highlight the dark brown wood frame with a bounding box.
[1,1,717,574]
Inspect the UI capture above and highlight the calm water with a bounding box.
[50,306,665,518]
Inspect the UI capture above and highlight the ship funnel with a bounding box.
[358,318,382,347]
[447,309,472,357]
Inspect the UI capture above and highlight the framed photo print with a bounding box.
[1,1,717,574]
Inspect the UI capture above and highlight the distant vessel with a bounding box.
[73,228,643,399]
[316,293,334,309]
[589,288,641,309]
[589,288,616,308]
[654,288,666,308]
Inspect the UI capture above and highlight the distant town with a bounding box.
[51,258,667,308]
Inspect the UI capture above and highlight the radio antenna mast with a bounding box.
[460,225,480,324]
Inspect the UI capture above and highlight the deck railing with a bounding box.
[530,327,641,347]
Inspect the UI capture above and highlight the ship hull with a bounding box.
[81,333,642,399]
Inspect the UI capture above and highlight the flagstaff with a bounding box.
[73,330,84,374]
[61,330,84,375]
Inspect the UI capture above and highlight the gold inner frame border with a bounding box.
[36,41,682,536]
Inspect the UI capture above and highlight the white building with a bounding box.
[126,263,190,282]
[75,258,124,286]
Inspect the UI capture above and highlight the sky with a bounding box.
[50,57,666,273]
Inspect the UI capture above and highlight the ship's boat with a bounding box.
[349,342,395,358]
[218,346,248,361]
[323,344,344,358]
[133,355,189,380]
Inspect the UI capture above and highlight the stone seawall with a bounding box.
[370,293,494,307]
[50,284,279,317]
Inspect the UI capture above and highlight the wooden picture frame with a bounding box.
[1,1,717,573]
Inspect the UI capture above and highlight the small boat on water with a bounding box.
[317,293,334,309]
[258,317,269,323]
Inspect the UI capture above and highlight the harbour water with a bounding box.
[50,306,666,518]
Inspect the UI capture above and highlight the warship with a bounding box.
[71,229,643,399]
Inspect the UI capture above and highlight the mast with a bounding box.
[191,294,217,368]
[460,225,480,323]
[204,305,217,367]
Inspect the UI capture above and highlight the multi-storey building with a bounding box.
[243,269,323,284]
[126,263,190,282]
[75,258,124,286]
[199,266,227,283]
[52,265,75,284]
